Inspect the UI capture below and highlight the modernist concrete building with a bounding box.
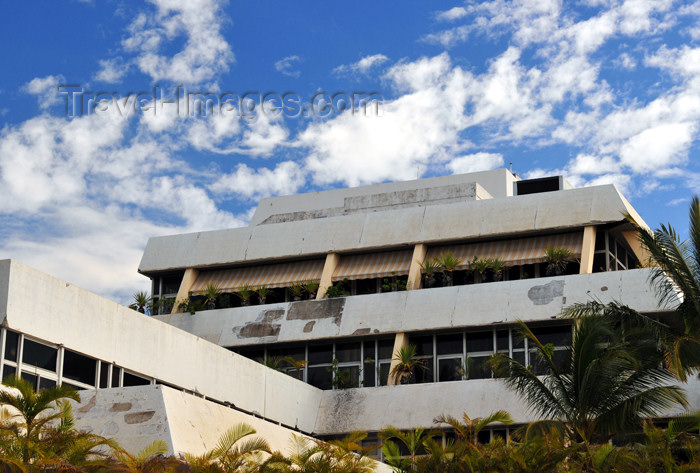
[1,168,698,455]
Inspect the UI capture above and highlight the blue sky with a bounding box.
[1,0,700,303]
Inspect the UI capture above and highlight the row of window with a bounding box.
[232,323,573,390]
[2,329,152,391]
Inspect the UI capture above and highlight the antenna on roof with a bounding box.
[509,162,513,173]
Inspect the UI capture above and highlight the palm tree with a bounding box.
[379,426,438,472]
[433,411,513,445]
[183,423,270,473]
[389,345,426,385]
[110,439,182,473]
[129,291,152,314]
[490,314,687,444]
[628,196,700,381]
[0,376,81,464]
[203,282,221,310]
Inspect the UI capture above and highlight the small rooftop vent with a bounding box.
[515,176,566,196]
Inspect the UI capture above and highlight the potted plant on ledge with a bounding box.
[545,246,574,276]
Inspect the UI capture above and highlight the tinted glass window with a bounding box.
[63,349,97,386]
[307,366,332,389]
[335,342,361,363]
[467,331,493,353]
[378,339,394,360]
[4,331,18,362]
[308,345,332,365]
[437,333,463,356]
[531,326,571,347]
[123,371,150,387]
[3,365,15,380]
[22,339,57,371]
[99,362,110,389]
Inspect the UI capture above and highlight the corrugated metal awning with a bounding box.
[426,232,583,269]
[190,260,325,294]
[332,250,413,281]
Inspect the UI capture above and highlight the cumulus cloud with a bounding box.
[94,57,129,83]
[209,161,306,199]
[333,54,389,76]
[436,7,468,21]
[22,75,65,110]
[274,55,303,78]
[120,0,234,84]
[446,153,505,174]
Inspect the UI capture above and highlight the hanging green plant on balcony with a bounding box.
[236,284,253,306]
[302,280,320,299]
[488,257,508,282]
[435,252,463,286]
[324,279,350,298]
[545,246,574,276]
[419,259,441,288]
[290,281,305,301]
[203,282,221,310]
[390,344,426,385]
[255,285,269,305]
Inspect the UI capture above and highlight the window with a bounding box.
[22,339,57,372]
[63,349,97,386]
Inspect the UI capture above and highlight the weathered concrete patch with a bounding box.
[287,298,345,326]
[303,321,315,333]
[110,402,132,412]
[233,308,285,340]
[78,395,96,413]
[527,280,565,306]
[238,323,281,338]
[124,411,156,424]
[101,421,119,436]
[352,328,371,335]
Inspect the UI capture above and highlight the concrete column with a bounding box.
[387,332,409,386]
[579,226,597,274]
[317,253,340,299]
[172,268,199,314]
[406,244,427,290]
[621,230,654,267]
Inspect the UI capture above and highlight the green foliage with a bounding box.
[490,313,687,444]
[203,282,222,310]
[390,344,426,385]
[324,279,350,298]
[236,284,253,306]
[129,291,153,314]
[544,246,574,276]
[381,273,407,292]
[255,285,270,303]
[328,359,360,389]
[627,196,700,381]
[302,280,320,298]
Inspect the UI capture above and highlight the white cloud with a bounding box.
[333,54,389,76]
[275,55,302,78]
[298,54,474,187]
[436,7,468,21]
[618,122,695,173]
[209,161,305,199]
[446,153,505,174]
[120,0,234,84]
[421,25,471,48]
[94,57,129,83]
[22,75,65,110]
[567,154,620,175]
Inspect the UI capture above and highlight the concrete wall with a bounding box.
[315,377,700,435]
[140,184,642,274]
[154,269,668,347]
[250,169,517,225]
[0,259,323,433]
[73,385,306,456]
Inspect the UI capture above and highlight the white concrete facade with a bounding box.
[0,169,691,455]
